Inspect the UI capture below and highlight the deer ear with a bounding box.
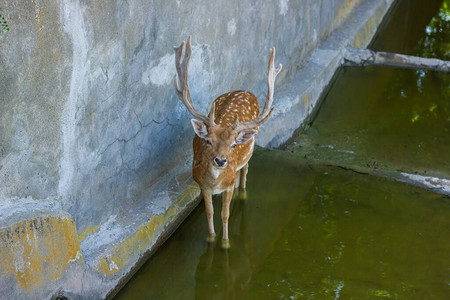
[191,119,209,139]
[236,129,257,144]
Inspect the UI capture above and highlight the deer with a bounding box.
[174,36,282,248]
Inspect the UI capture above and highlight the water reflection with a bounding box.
[194,197,252,300]
[417,0,450,60]
[371,0,447,60]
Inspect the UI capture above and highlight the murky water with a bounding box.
[115,149,450,299]
[371,0,449,60]
[288,66,450,178]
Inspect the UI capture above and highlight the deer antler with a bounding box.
[174,36,215,126]
[235,47,282,132]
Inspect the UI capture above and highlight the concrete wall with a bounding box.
[0,0,393,298]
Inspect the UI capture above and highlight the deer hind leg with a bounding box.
[240,163,249,189]
[221,187,234,249]
[234,169,241,189]
[202,190,216,243]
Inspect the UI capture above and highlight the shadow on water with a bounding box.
[115,149,450,300]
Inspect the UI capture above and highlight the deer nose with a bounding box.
[214,157,227,168]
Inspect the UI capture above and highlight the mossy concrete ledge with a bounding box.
[0,167,200,300]
[0,199,84,299]
[77,166,201,299]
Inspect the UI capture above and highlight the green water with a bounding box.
[115,149,450,299]
[288,66,450,178]
[371,0,450,60]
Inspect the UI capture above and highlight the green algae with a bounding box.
[287,66,449,179]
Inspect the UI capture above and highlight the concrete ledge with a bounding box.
[396,173,450,196]
[65,161,201,299]
[258,0,394,148]
[0,165,201,300]
[0,199,83,299]
[323,163,450,197]
[344,47,450,71]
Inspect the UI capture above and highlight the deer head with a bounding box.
[190,116,257,169]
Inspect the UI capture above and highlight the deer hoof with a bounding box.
[221,239,231,249]
[206,233,216,243]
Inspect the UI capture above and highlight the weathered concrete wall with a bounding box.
[0,0,393,298]
[0,0,72,200]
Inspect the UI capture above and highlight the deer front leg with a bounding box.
[221,187,234,249]
[202,190,216,243]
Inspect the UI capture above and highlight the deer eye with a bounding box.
[206,139,212,146]
[231,143,236,149]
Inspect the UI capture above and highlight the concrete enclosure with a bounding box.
[0,0,393,298]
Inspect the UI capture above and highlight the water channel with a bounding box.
[115,0,449,299]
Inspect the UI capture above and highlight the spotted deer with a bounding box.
[174,36,282,248]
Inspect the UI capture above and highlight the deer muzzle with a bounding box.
[214,157,227,168]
